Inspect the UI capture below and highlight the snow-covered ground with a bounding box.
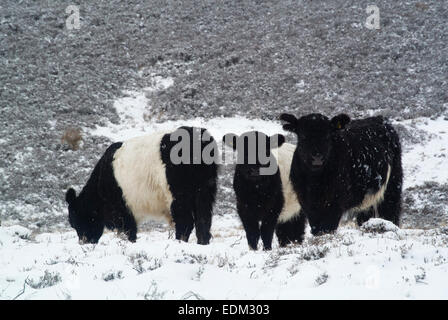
[1,219,448,300]
[400,117,448,189]
[1,81,448,300]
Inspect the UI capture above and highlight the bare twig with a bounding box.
[12,277,28,300]
[181,291,204,300]
[230,235,243,248]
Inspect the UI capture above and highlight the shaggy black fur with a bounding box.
[160,126,218,245]
[66,142,137,244]
[280,113,403,235]
[223,131,305,250]
[275,214,307,247]
[65,127,218,245]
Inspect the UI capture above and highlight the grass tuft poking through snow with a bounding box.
[362,219,400,234]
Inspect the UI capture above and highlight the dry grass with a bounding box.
[415,2,429,10]
[61,128,82,151]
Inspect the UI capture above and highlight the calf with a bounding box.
[280,113,402,235]
[65,126,218,244]
[223,131,305,250]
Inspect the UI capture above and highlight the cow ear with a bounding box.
[279,113,298,132]
[222,133,238,150]
[331,114,351,130]
[65,188,77,205]
[269,134,285,149]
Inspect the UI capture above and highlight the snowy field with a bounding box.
[1,80,448,300]
[1,219,448,300]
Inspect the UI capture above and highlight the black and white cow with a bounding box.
[223,131,305,250]
[280,113,402,235]
[65,126,218,244]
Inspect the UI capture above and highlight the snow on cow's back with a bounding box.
[273,143,301,223]
[112,131,173,224]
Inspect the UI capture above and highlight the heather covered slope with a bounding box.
[1,1,447,230]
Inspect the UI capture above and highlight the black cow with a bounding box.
[280,113,402,235]
[223,131,305,250]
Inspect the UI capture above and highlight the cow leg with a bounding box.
[123,214,137,242]
[237,202,260,250]
[103,204,137,242]
[260,211,278,250]
[276,213,306,247]
[377,182,402,226]
[309,207,343,236]
[356,207,374,226]
[171,199,194,242]
[242,217,260,251]
[193,186,215,245]
[376,158,402,226]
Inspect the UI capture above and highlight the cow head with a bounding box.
[222,131,285,177]
[65,188,104,244]
[280,113,350,173]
